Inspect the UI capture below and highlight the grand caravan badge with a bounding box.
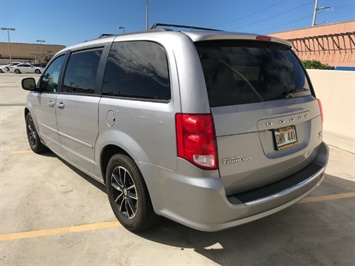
[222,156,252,165]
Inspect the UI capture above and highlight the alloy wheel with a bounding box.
[27,116,37,147]
[110,166,138,219]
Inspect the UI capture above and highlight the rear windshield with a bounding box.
[195,40,312,107]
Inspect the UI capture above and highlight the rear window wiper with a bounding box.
[285,87,310,98]
[215,58,264,102]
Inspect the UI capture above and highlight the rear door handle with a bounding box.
[57,102,65,109]
[48,101,55,107]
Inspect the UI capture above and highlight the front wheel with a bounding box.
[25,113,48,153]
[106,154,158,232]
[14,69,20,74]
[35,69,41,74]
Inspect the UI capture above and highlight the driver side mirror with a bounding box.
[22,78,37,91]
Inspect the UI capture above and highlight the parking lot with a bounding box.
[1,73,354,265]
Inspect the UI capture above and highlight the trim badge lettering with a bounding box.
[222,156,252,165]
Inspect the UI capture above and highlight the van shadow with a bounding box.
[37,150,58,158]
[55,155,107,193]
[136,174,355,265]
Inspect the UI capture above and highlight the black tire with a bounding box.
[35,69,41,74]
[106,154,158,232]
[14,69,20,74]
[25,113,48,154]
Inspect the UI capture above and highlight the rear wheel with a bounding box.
[14,69,20,74]
[25,113,48,153]
[106,154,158,232]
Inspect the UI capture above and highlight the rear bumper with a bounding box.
[141,142,328,232]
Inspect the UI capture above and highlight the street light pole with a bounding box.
[118,26,125,33]
[1,27,15,63]
[312,0,319,26]
[146,0,149,30]
[36,40,46,63]
[312,0,331,26]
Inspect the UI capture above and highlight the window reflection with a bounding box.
[103,41,170,100]
[63,49,103,94]
[40,55,65,93]
[196,41,310,107]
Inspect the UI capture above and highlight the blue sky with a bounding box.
[0,0,354,47]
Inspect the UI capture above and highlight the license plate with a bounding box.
[274,126,298,151]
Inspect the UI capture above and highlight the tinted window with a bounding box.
[62,49,103,94]
[39,55,65,93]
[102,41,170,100]
[195,41,312,107]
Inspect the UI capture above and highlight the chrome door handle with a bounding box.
[48,101,55,107]
[57,102,65,109]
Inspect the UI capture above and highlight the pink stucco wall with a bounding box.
[270,21,355,67]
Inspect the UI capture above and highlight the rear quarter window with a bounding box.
[195,40,312,107]
[102,41,170,101]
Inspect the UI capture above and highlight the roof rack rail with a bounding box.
[151,23,222,32]
[98,33,118,38]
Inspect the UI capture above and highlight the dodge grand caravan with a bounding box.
[22,24,329,232]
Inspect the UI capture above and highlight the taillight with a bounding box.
[175,113,218,170]
[317,99,323,123]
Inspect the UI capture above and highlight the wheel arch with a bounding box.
[100,144,131,184]
[24,107,30,117]
[24,106,42,142]
[24,107,48,153]
[96,129,151,183]
[99,142,163,216]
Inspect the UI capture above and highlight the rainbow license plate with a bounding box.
[274,126,298,151]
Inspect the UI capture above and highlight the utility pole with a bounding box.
[312,0,331,26]
[1,27,15,63]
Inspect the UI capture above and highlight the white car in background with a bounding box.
[4,62,21,72]
[0,62,22,72]
[0,65,8,73]
[12,63,43,74]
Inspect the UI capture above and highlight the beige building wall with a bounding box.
[0,42,65,64]
[270,21,355,67]
[307,69,355,153]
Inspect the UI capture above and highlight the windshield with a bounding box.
[195,40,312,107]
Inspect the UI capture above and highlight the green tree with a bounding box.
[302,60,332,70]
[43,51,54,63]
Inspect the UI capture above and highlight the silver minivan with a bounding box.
[22,24,328,232]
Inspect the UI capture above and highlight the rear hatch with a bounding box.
[195,39,323,195]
